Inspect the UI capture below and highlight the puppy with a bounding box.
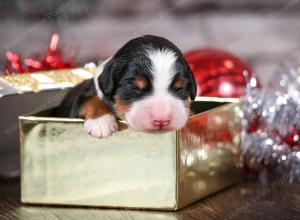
[54,35,197,138]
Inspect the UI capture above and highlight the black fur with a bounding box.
[53,79,96,118]
[54,35,197,118]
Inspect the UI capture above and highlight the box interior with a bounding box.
[190,100,227,115]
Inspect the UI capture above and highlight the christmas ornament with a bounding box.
[4,33,77,75]
[242,51,300,181]
[184,48,255,98]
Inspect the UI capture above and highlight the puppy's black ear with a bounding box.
[186,62,197,101]
[97,59,116,100]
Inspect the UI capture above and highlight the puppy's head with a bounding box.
[97,35,197,132]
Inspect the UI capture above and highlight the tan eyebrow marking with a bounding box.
[174,77,185,89]
[133,76,148,90]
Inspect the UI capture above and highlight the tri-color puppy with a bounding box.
[54,35,197,138]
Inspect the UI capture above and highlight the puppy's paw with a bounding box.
[84,114,118,138]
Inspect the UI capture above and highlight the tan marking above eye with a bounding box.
[174,78,185,89]
[133,76,148,90]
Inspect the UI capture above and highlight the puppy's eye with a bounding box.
[133,76,148,90]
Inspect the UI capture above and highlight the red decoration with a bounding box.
[283,129,300,149]
[184,48,255,98]
[247,113,260,133]
[4,33,77,75]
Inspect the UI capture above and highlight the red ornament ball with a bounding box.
[184,48,255,98]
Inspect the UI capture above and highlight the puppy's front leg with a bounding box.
[80,97,118,138]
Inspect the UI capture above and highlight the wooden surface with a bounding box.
[1,176,300,220]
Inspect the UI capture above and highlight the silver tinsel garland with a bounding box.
[242,51,300,182]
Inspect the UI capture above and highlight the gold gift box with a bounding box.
[19,97,242,210]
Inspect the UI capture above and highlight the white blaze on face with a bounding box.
[125,49,189,131]
[148,49,177,94]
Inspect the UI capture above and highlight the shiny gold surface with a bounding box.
[20,120,177,209]
[20,97,242,210]
[177,101,242,209]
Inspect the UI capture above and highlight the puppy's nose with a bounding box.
[152,119,170,129]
